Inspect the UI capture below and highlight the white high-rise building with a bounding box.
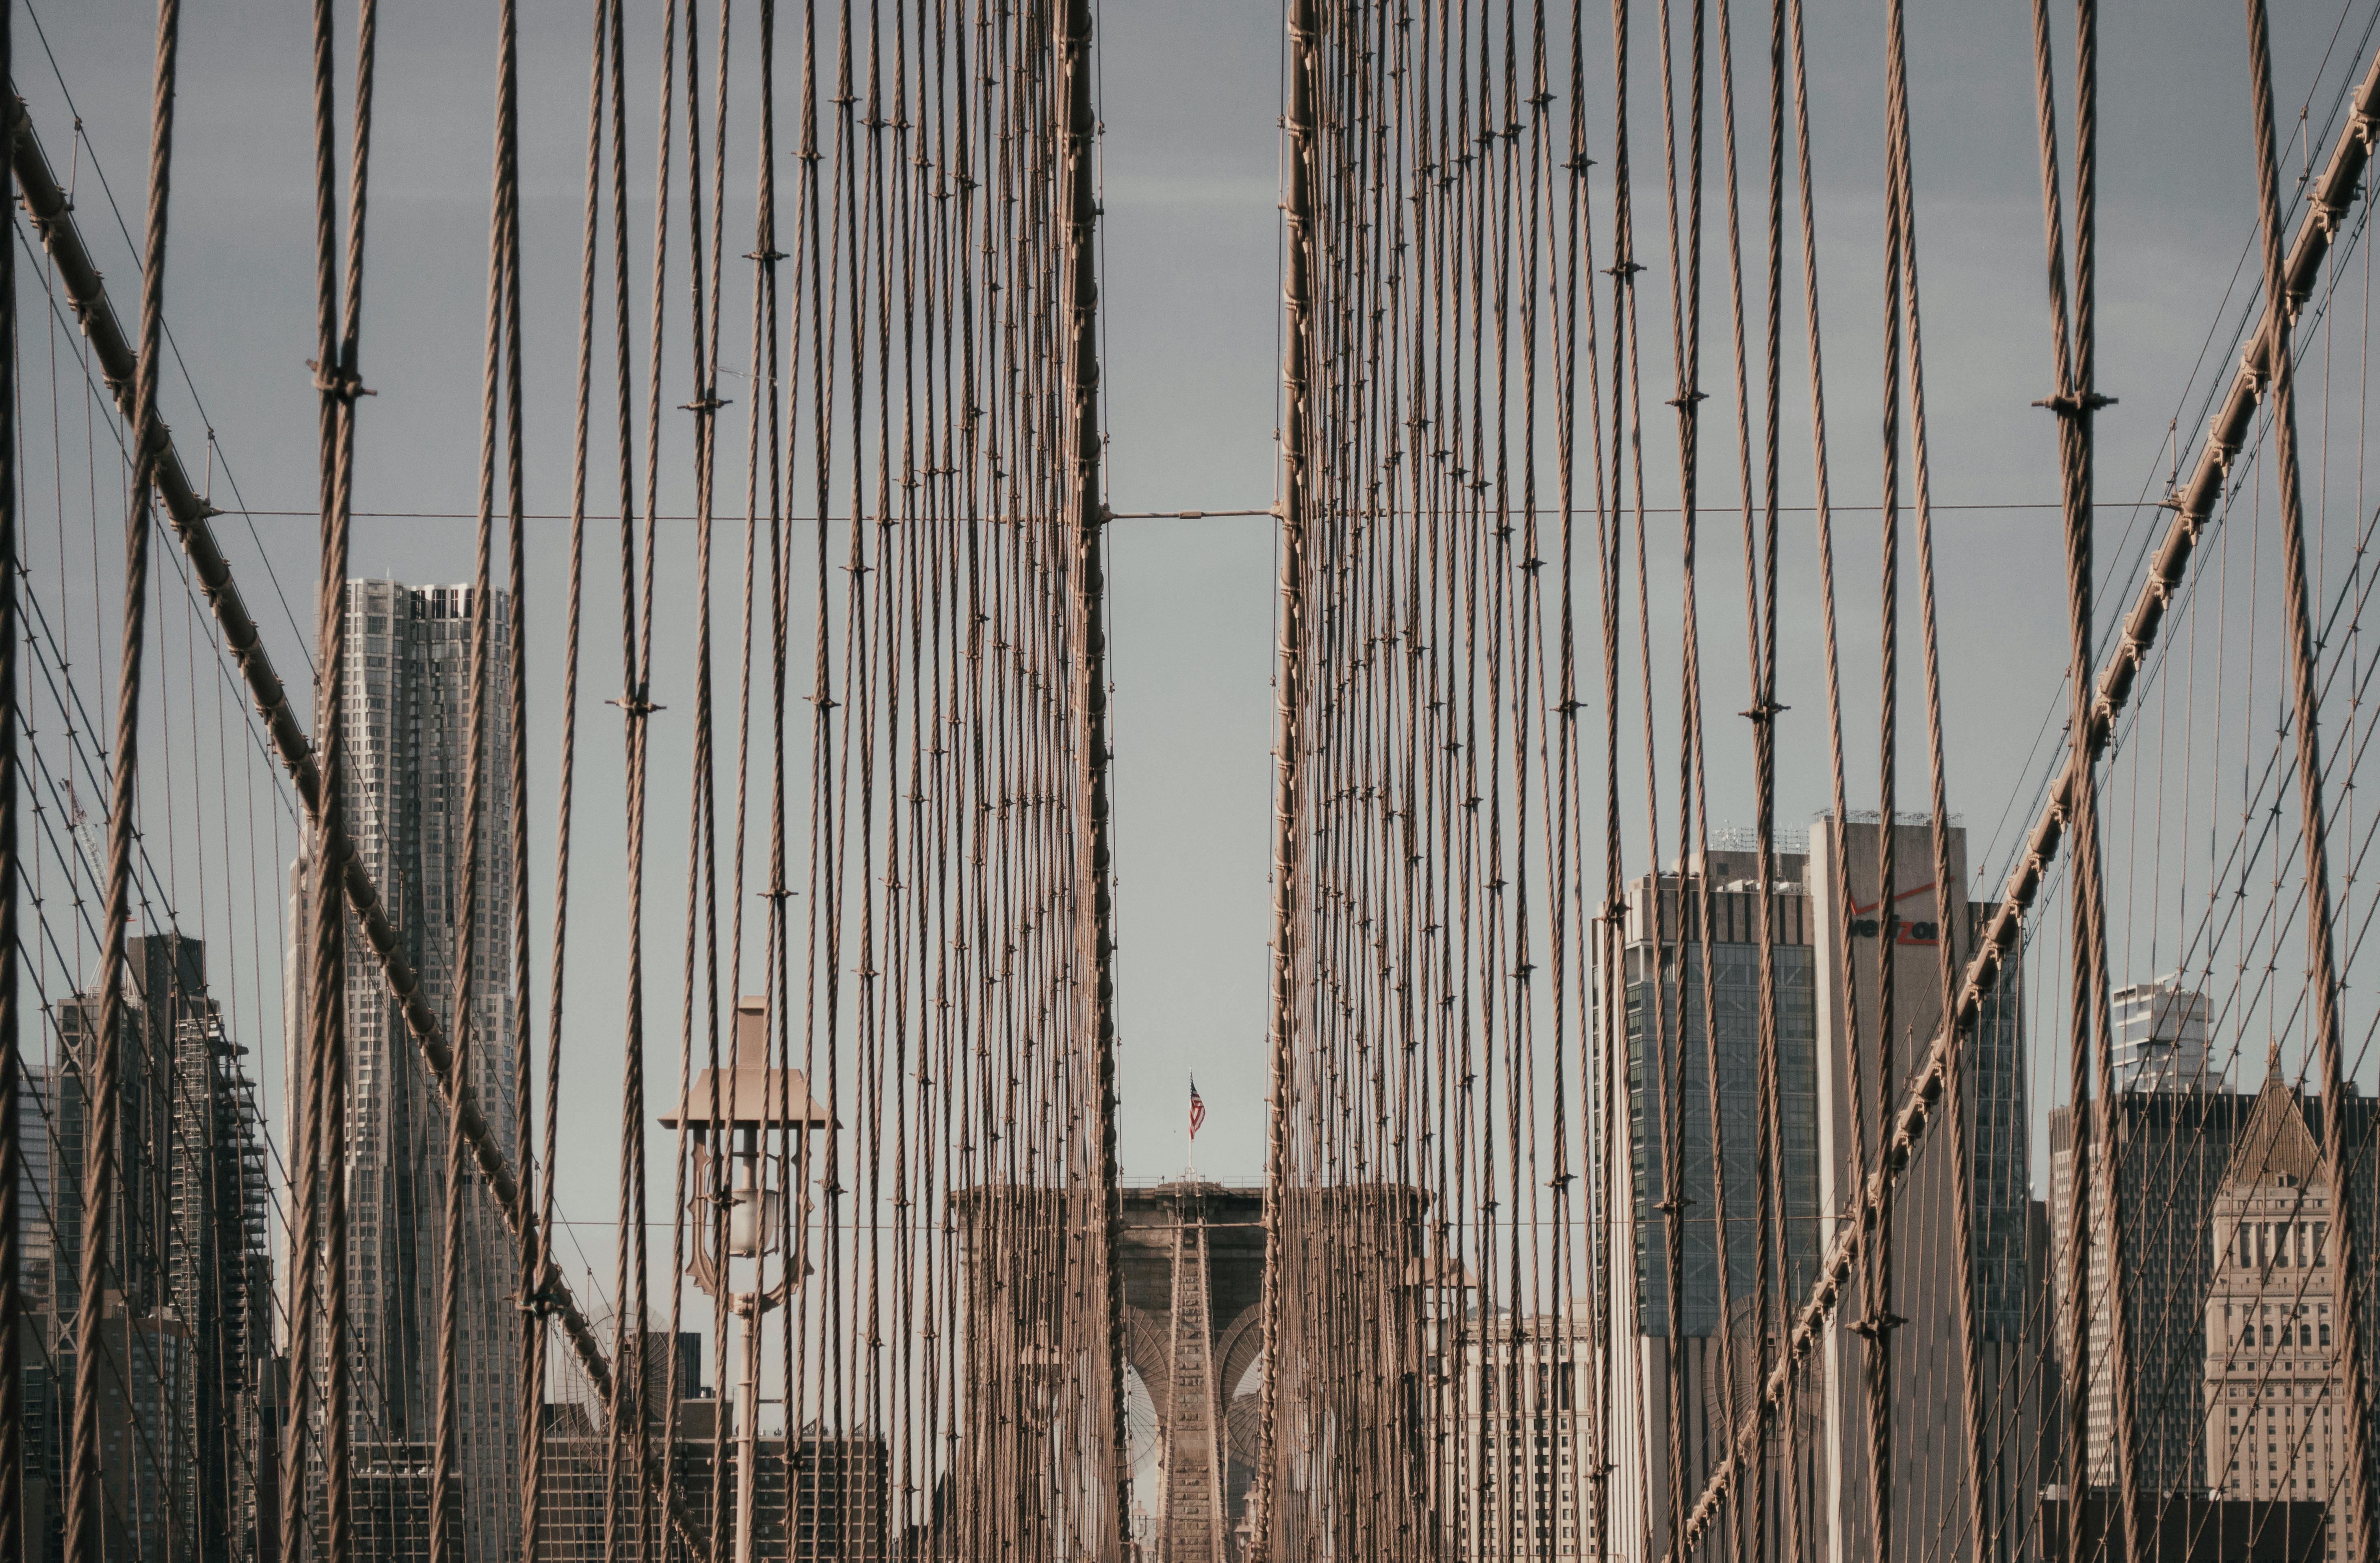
[2112,978,2218,1094]
[295,579,521,1560]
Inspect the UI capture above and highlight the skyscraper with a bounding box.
[2112,978,2215,1094]
[46,935,271,1563]
[2046,1074,2248,1499]
[297,578,521,1561]
[1807,815,2036,1563]
[1598,846,1826,1563]
[2202,1055,2358,1557]
[1438,1302,1592,1561]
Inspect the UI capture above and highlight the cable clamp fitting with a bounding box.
[1850,1311,1907,1340]
[2033,390,2115,416]
[307,359,375,402]
[516,1279,571,1318]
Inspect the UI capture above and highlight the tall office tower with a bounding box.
[2046,1063,2248,1501]
[2201,1056,2358,1556]
[1807,816,2035,1563]
[1599,848,1826,1563]
[298,578,521,1561]
[48,935,271,1563]
[2112,978,2215,1093]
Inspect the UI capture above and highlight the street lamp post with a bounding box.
[660,994,830,1563]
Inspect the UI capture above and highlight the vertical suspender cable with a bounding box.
[2032,2,2136,1555]
[66,0,176,1557]
[435,0,517,1549]
[1055,0,1131,1549]
[525,5,606,1550]
[321,5,375,1558]
[500,0,533,1535]
[1878,0,1989,1548]
[2067,9,2145,1558]
[287,0,344,1533]
[2243,5,2378,1558]
[1256,0,1320,1556]
[612,0,668,1547]
[2020,7,2085,1559]
[0,0,20,1545]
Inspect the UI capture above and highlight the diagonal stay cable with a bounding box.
[4,80,659,1506]
[1678,40,2380,1549]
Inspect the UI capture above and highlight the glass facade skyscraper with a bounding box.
[296,579,521,1561]
[1600,854,1828,1563]
[1623,898,1823,1336]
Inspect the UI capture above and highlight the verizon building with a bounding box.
[292,580,522,1561]
[1808,815,2038,1563]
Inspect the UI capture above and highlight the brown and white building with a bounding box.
[2202,1051,2358,1558]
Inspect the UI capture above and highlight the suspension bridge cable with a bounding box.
[2244,3,2378,1556]
[65,1,174,1557]
[0,0,22,1547]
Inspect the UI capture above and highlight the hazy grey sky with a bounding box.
[20,0,2380,1323]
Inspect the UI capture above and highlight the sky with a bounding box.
[18,0,2380,1346]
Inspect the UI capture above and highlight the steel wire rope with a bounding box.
[1976,5,2380,898]
[299,0,377,1548]
[497,0,531,1541]
[1252,0,1320,1548]
[1685,41,2380,1545]
[1874,0,1996,1552]
[17,0,316,676]
[11,79,656,1503]
[602,0,666,1544]
[1887,257,2380,1563]
[0,0,22,1535]
[518,1,608,1553]
[2241,7,2380,1555]
[4,215,454,1526]
[655,0,728,1550]
[0,296,419,1551]
[428,0,519,1544]
[63,0,174,1553]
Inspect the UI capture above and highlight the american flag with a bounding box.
[1188,1076,1207,1141]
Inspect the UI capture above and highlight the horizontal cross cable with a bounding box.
[1675,37,2380,1552]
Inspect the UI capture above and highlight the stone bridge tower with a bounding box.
[952,1180,1428,1561]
